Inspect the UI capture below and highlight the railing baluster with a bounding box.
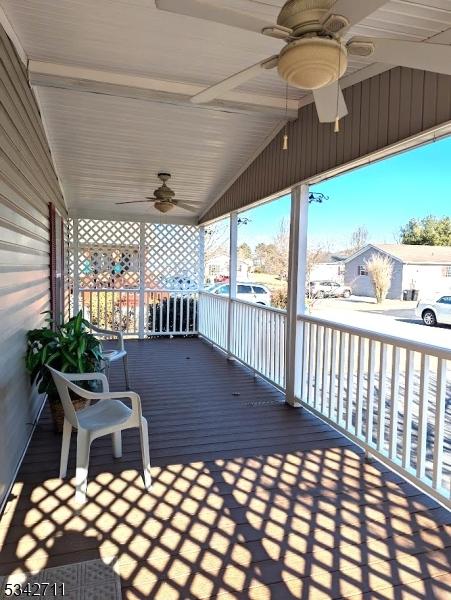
[389,346,401,461]
[337,331,346,425]
[377,343,388,454]
[300,321,309,401]
[402,350,414,470]
[315,325,322,409]
[432,358,447,490]
[366,340,376,446]
[346,334,356,432]
[322,327,330,414]
[355,336,366,438]
[328,329,337,420]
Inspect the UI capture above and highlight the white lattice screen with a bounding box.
[69,218,201,336]
[145,223,199,289]
[77,219,141,289]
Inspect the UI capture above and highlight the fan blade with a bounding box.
[313,82,348,123]
[322,0,388,34]
[191,55,278,104]
[155,0,278,35]
[352,38,451,77]
[176,202,199,213]
[116,200,154,205]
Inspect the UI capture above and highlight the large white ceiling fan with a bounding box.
[155,0,451,126]
[116,173,201,214]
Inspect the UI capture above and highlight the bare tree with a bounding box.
[204,220,229,263]
[349,225,369,253]
[365,253,394,304]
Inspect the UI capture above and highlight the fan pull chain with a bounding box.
[334,46,342,134]
[283,82,289,151]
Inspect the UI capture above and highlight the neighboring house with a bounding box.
[344,244,451,300]
[206,253,252,283]
[310,253,348,283]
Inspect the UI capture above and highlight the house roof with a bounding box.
[345,244,451,265]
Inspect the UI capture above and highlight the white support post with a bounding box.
[73,218,80,315]
[198,226,205,291]
[285,184,310,407]
[138,223,146,339]
[227,212,238,357]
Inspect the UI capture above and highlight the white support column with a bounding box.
[198,226,205,291]
[138,223,146,339]
[73,218,80,315]
[227,212,238,356]
[285,184,310,407]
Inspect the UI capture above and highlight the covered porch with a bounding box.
[1,338,449,599]
[1,0,451,597]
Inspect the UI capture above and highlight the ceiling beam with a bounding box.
[69,206,198,226]
[0,5,27,65]
[28,61,299,120]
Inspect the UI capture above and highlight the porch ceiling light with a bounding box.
[154,201,175,213]
[277,37,347,90]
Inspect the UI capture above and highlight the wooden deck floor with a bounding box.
[1,338,450,599]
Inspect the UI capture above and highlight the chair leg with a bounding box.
[112,430,122,458]
[123,354,130,390]
[104,360,110,383]
[59,418,72,479]
[139,417,152,490]
[75,430,91,504]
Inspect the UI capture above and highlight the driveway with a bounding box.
[311,296,451,350]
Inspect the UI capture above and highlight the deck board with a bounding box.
[0,338,450,599]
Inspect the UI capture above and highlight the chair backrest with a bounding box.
[48,367,91,428]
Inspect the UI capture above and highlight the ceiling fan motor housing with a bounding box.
[278,0,337,34]
[278,37,347,90]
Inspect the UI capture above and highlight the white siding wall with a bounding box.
[402,264,451,299]
[0,26,65,507]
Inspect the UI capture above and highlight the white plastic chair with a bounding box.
[89,323,130,390]
[49,367,151,504]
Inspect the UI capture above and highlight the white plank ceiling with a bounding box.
[2,0,451,220]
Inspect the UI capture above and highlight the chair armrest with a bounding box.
[62,372,109,393]
[79,390,142,414]
[89,323,125,352]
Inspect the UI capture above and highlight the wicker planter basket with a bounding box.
[49,396,89,433]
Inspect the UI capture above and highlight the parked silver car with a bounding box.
[308,280,352,299]
[207,282,272,306]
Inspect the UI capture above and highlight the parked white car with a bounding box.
[207,282,272,306]
[416,295,451,326]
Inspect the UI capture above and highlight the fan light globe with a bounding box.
[278,37,347,90]
[154,201,174,213]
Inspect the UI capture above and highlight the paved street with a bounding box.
[311,296,451,350]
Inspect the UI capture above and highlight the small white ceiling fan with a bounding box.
[116,173,201,213]
[155,0,451,126]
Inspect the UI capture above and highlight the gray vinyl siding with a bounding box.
[201,67,451,223]
[0,26,65,508]
[344,249,403,300]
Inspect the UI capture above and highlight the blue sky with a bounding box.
[238,136,451,251]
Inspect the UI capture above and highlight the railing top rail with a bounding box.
[199,291,287,315]
[298,313,451,360]
[231,296,287,316]
[199,291,232,302]
[79,288,199,293]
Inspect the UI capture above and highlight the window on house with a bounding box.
[444,266,451,277]
[358,265,368,276]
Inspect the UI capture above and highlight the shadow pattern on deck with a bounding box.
[0,338,450,599]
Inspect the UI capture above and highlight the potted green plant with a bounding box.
[25,311,103,432]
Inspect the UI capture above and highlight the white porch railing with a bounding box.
[198,292,287,389]
[298,314,451,508]
[79,289,198,337]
